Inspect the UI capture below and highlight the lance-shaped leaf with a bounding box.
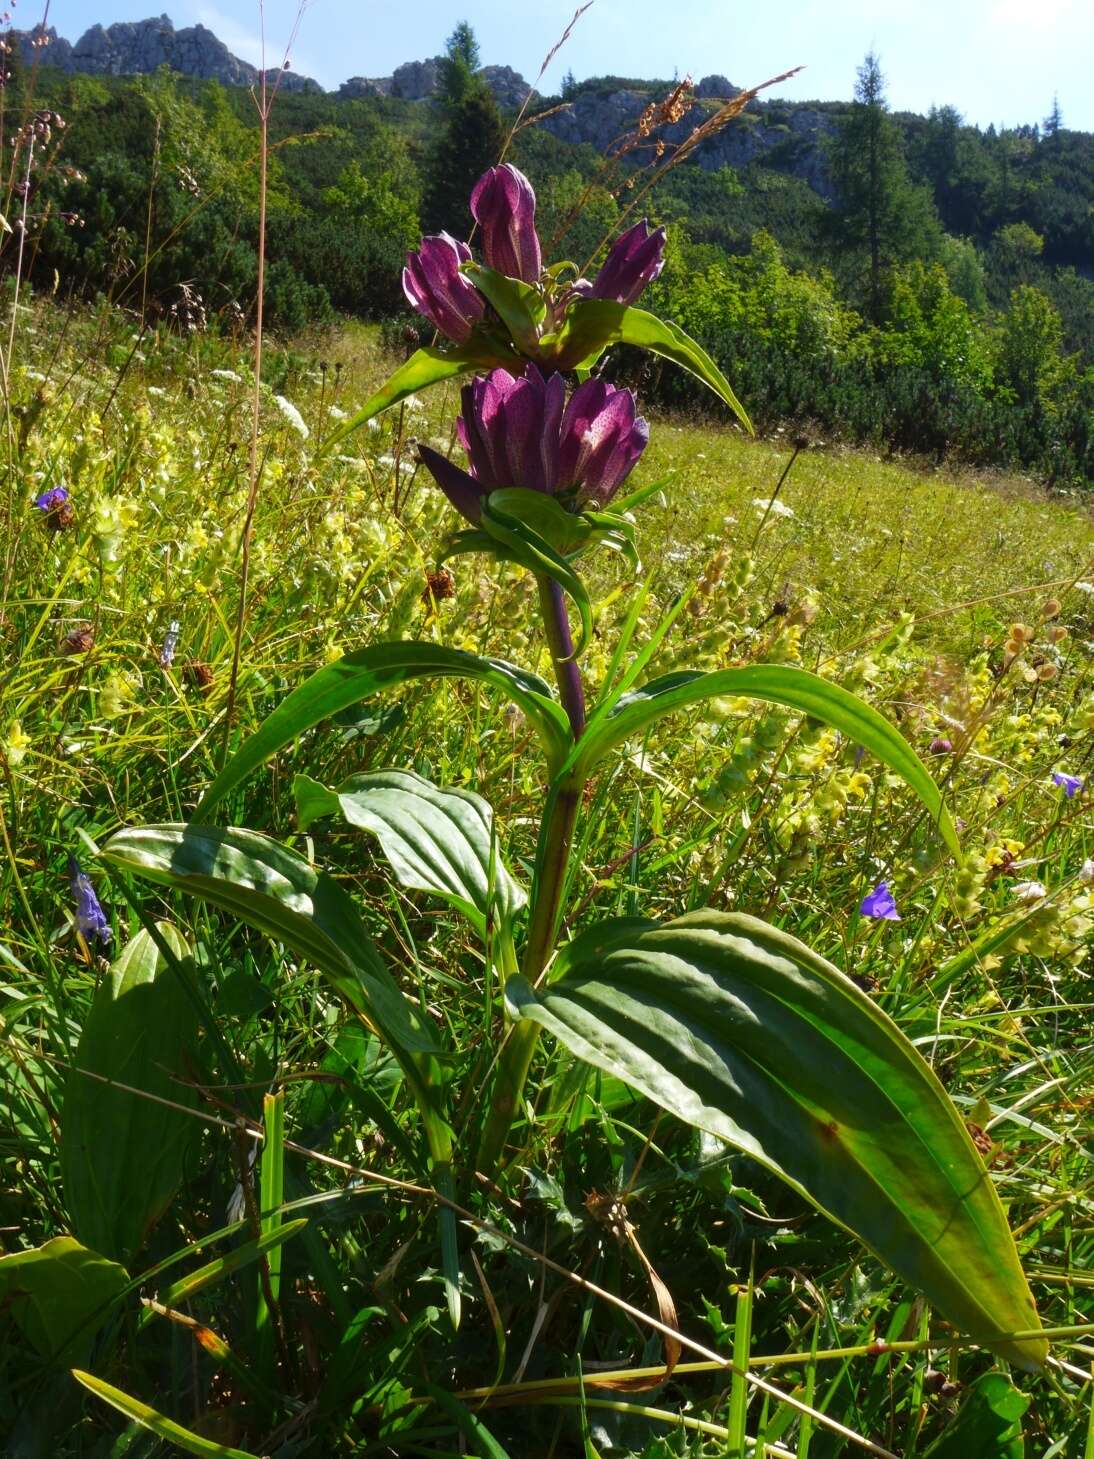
[295,770,526,936]
[506,911,1046,1370]
[462,263,546,354]
[485,488,638,571]
[100,825,439,1060]
[196,643,571,818]
[62,924,200,1265]
[442,496,593,658]
[543,300,750,430]
[573,665,960,858]
[322,337,513,453]
[72,1370,262,1459]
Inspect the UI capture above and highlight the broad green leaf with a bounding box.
[100,825,439,1060]
[0,1238,128,1365]
[545,300,751,430]
[573,665,960,858]
[196,643,570,817]
[62,925,199,1265]
[921,1372,1028,1458]
[321,338,512,452]
[72,1369,261,1459]
[506,910,1046,1369]
[462,263,546,353]
[295,769,526,934]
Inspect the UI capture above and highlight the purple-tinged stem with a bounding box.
[537,575,585,737]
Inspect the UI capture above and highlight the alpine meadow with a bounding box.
[1,7,1093,1459]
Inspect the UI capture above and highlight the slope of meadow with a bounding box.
[1,301,1092,1455]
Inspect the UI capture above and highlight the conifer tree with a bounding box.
[424,22,505,235]
[828,52,941,322]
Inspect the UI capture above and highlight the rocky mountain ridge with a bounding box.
[11,16,835,196]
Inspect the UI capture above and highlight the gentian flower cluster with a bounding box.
[402,163,663,541]
[418,364,648,522]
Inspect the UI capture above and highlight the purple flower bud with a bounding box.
[557,376,649,506]
[859,882,900,921]
[929,737,953,755]
[402,232,485,344]
[417,365,649,520]
[68,854,112,946]
[35,485,69,512]
[469,165,542,284]
[587,218,667,307]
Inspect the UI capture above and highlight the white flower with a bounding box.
[211,368,242,383]
[1079,860,1094,886]
[1012,880,1047,905]
[147,386,166,397]
[328,405,347,420]
[1073,581,1094,596]
[753,497,795,519]
[273,394,309,439]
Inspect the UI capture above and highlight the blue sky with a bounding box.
[34,0,1094,130]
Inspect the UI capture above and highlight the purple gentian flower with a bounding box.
[417,364,649,521]
[470,164,542,284]
[35,485,69,512]
[581,219,667,307]
[159,620,180,669]
[859,882,901,921]
[68,855,112,946]
[1052,771,1083,799]
[402,232,485,345]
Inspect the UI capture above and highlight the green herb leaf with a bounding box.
[507,910,1046,1369]
[61,924,200,1265]
[196,643,571,817]
[295,769,526,936]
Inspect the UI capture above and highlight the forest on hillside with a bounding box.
[3,26,1092,484]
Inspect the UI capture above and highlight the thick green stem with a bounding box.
[476,574,587,1180]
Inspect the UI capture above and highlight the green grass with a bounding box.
[1,300,1092,1457]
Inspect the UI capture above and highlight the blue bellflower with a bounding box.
[68,855,112,946]
[859,882,901,921]
[1052,771,1083,799]
[35,485,69,512]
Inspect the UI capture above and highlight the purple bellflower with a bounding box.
[1052,771,1083,799]
[402,232,485,345]
[35,485,69,512]
[859,882,901,921]
[68,855,112,946]
[470,164,542,284]
[581,219,667,307]
[417,364,649,522]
